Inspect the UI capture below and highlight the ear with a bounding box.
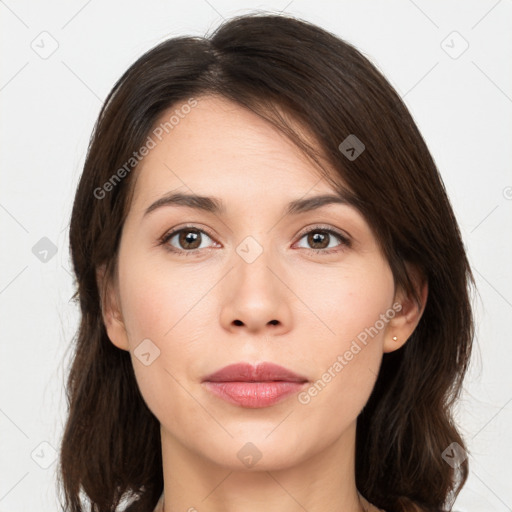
[383,263,428,353]
[96,263,130,351]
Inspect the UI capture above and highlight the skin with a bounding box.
[98,95,427,512]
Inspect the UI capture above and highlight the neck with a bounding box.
[159,421,368,512]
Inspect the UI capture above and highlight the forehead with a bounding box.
[128,95,343,214]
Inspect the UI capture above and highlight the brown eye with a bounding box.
[296,227,350,254]
[161,227,217,254]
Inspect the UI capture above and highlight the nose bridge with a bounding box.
[233,233,281,300]
[219,232,292,333]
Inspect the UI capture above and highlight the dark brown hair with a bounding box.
[59,12,474,512]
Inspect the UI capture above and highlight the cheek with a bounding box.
[292,260,394,412]
[295,259,394,348]
[115,253,218,417]
[118,253,212,343]
[117,268,201,427]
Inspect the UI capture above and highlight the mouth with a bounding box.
[202,362,309,408]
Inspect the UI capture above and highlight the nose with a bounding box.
[219,247,293,335]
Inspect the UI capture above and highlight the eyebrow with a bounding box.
[143,191,351,218]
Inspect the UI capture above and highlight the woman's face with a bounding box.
[102,94,405,471]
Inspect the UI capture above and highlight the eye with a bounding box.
[159,226,218,256]
[158,224,351,257]
[295,226,351,254]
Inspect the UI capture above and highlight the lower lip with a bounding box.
[203,381,307,408]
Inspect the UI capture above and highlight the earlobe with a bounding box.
[96,263,130,351]
[384,264,428,354]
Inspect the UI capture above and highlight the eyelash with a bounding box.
[158,224,351,257]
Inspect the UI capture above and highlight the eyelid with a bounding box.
[159,223,217,242]
[295,224,351,245]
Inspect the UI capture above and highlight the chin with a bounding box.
[196,436,310,472]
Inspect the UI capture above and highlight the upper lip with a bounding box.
[202,362,308,383]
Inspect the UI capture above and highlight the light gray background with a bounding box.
[1,1,511,510]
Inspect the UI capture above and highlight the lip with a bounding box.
[202,362,309,408]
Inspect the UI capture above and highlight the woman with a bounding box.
[59,12,474,512]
